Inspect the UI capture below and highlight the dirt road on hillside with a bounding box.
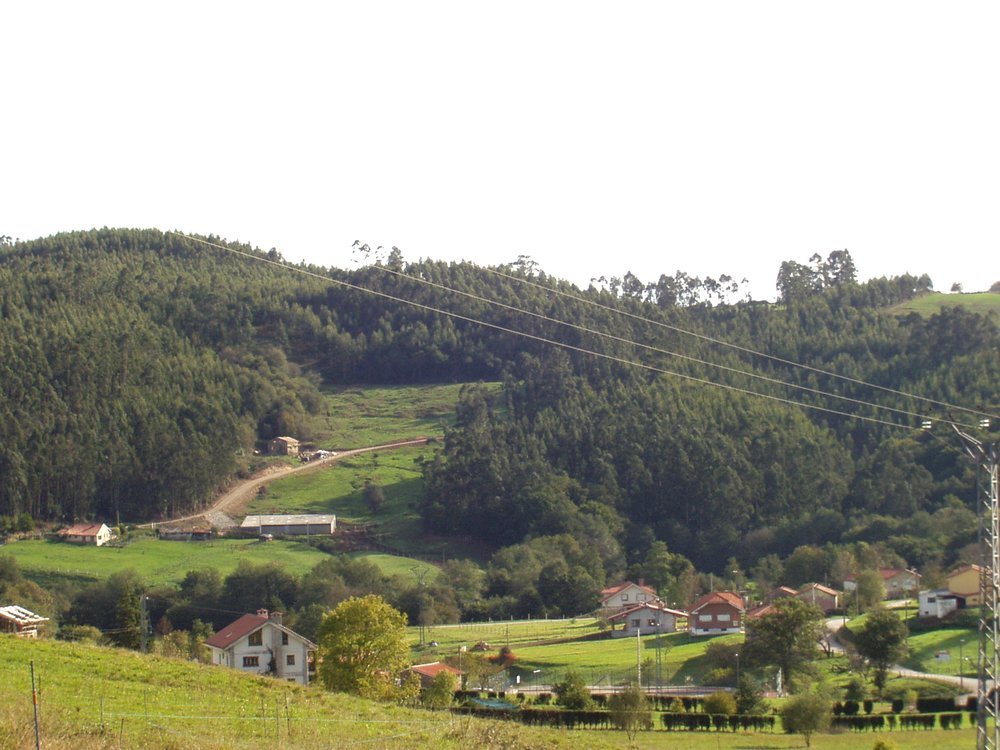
[147,437,432,531]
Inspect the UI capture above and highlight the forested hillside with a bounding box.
[1,229,997,586]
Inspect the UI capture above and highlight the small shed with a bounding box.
[269,436,301,456]
[0,605,49,638]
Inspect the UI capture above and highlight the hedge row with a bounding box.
[661,713,776,732]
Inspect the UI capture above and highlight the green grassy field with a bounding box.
[904,626,978,678]
[308,382,503,448]
[888,291,1000,317]
[0,538,439,589]
[2,538,328,587]
[0,637,978,750]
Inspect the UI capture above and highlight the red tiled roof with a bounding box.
[409,662,463,678]
[690,591,744,613]
[599,581,658,602]
[746,603,775,619]
[606,602,688,622]
[845,568,918,583]
[204,613,268,650]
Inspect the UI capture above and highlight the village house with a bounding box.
[57,523,113,546]
[606,602,688,638]
[240,514,337,537]
[843,568,921,600]
[794,583,840,614]
[598,581,660,613]
[405,661,463,689]
[763,586,798,603]
[688,591,745,636]
[0,605,49,638]
[947,564,984,607]
[268,436,301,456]
[205,609,317,685]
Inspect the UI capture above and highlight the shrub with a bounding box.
[702,691,737,716]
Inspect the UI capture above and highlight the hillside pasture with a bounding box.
[1,538,435,588]
[888,291,1000,317]
[309,382,503,448]
[246,445,486,560]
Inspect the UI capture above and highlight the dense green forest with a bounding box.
[1,229,997,588]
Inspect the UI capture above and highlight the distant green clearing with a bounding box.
[888,291,1000,317]
[1,538,436,588]
[309,382,503,448]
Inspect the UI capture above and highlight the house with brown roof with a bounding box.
[58,523,113,546]
[205,609,317,685]
[843,568,921,599]
[763,586,798,603]
[606,602,688,638]
[688,591,745,636]
[406,661,463,688]
[0,605,49,638]
[599,581,660,613]
[794,583,840,614]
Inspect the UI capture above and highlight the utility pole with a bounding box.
[140,594,149,653]
[948,420,998,750]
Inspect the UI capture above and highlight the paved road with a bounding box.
[143,437,431,530]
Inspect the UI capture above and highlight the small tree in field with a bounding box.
[422,670,457,708]
[363,480,385,514]
[703,690,737,716]
[781,691,831,747]
[553,670,593,710]
[608,683,652,742]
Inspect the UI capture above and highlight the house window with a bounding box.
[621,593,629,601]
[287,654,295,666]
[243,656,259,667]
[282,632,289,645]
[647,618,659,627]
[248,631,262,646]
[631,618,641,628]
[638,593,647,601]
[718,613,731,622]
[699,614,712,622]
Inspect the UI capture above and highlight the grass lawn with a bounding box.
[2,537,329,587]
[309,382,503,448]
[1,538,440,589]
[904,626,978,679]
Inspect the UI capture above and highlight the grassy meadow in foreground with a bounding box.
[0,636,977,750]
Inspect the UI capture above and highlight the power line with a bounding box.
[363,261,953,428]
[166,232,968,432]
[483,263,999,423]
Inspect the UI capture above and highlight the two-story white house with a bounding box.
[205,609,317,685]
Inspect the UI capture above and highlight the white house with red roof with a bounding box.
[205,609,317,685]
[599,581,660,613]
[58,523,113,546]
[606,602,688,638]
[688,591,745,636]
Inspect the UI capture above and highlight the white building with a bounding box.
[205,609,317,685]
[918,589,962,619]
[240,514,336,536]
[58,523,113,546]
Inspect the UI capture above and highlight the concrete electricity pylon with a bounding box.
[948,419,999,750]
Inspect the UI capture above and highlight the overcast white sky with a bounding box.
[3,2,997,300]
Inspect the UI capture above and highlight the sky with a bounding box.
[3,1,997,301]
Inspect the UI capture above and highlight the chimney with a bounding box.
[269,611,283,626]
[256,608,269,618]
